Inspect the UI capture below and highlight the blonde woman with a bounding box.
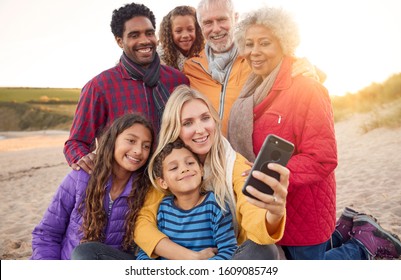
[134,85,289,260]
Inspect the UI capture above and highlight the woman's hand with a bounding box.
[243,163,289,233]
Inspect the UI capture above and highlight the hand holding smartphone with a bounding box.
[242,134,294,200]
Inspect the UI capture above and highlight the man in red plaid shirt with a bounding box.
[64,3,189,173]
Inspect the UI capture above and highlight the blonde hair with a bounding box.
[148,85,235,214]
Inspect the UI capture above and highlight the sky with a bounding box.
[0,0,400,96]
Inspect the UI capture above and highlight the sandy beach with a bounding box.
[1,113,400,260]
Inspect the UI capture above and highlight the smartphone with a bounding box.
[242,134,294,200]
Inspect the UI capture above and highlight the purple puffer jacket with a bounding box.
[31,169,134,259]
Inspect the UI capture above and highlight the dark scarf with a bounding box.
[120,52,170,131]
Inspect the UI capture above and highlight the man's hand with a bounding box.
[71,152,96,174]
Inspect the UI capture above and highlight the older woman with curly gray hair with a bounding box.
[234,7,300,58]
[227,6,401,261]
[227,6,339,260]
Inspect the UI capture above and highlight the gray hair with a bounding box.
[235,6,300,56]
[196,0,235,24]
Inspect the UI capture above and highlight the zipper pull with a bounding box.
[278,115,282,124]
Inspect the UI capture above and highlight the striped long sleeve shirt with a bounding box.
[136,191,237,260]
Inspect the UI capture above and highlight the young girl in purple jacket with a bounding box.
[31,114,154,260]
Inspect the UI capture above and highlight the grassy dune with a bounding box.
[0,87,80,103]
[0,88,80,131]
[1,73,400,132]
[331,73,401,132]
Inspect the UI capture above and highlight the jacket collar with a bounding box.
[119,61,133,80]
[271,56,294,91]
[188,48,248,74]
[105,173,136,198]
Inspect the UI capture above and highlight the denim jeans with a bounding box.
[71,242,136,260]
[232,239,279,260]
[324,231,369,260]
[282,241,329,260]
[282,232,368,260]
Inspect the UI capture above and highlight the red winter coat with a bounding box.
[252,57,338,246]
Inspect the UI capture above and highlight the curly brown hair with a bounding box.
[158,6,205,70]
[80,113,154,251]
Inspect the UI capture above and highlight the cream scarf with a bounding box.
[203,137,238,235]
[202,137,236,206]
[227,60,282,161]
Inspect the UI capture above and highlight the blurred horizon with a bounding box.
[2,70,399,97]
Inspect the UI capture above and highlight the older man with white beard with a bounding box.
[182,0,246,136]
[183,0,322,136]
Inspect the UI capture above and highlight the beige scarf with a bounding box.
[206,44,238,84]
[227,60,282,161]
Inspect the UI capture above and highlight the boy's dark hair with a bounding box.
[110,2,156,37]
[153,139,201,179]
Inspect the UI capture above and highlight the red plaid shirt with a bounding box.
[64,62,189,165]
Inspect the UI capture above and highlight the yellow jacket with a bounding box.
[134,152,286,258]
[183,49,252,136]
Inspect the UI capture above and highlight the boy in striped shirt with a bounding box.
[137,140,237,259]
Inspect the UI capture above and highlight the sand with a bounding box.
[1,113,400,260]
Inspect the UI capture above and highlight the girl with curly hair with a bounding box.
[157,6,204,71]
[31,114,154,259]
